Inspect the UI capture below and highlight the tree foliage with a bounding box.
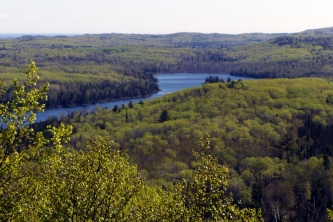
[1,29,333,108]
[159,109,170,123]
[44,77,333,221]
[0,62,262,221]
[0,61,72,219]
[179,134,262,221]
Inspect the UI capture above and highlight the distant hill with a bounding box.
[91,32,290,48]
[296,26,333,36]
[1,26,333,107]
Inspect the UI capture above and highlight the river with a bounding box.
[36,73,253,121]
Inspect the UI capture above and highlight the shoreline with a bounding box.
[44,89,160,110]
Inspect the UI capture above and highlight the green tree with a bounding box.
[179,134,263,221]
[40,137,142,221]
[328,208,333,221]
[159,109,170,123]
[0,61,72,220]
[128,100,133,108]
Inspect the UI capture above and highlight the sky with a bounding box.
[0,0,332,35]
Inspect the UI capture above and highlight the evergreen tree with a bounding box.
[324,154,331,170]
[112,105,119,112]
[128,100,133,109]
[159,109,169,123]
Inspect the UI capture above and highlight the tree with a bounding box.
[178,134,263,221]
[159,109,170,123]
[0,61,72,220]
[128,100,133,108]
[328,208,333,221]
[324,154,331,170]
[0,62,142,221]
[126,134,263,221]
[40,137,143,221]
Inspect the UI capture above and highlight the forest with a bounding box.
[1,27,333,107]
[0,61,262,221]
[2,27,333,221]
[33,77,333,221]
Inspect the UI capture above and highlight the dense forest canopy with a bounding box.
[2,26,333,221]
[36,77,333,221]
[0,61,262,221]
[1,27,333,107]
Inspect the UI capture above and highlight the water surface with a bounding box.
[36,73,253,121]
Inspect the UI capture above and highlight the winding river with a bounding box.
[36,73,253,121]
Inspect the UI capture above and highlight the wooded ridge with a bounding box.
[34,77,333,221]
[1,27,333,107]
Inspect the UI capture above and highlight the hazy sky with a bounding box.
[0,0,332,34]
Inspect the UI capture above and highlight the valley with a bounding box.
[2,27,333,221]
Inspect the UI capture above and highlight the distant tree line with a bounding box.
[1,33,333,109]
[1,76,158,108]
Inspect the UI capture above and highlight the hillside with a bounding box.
[1,27,333,108]
[296,26,333,36]
[228,35,333,78]
[36,78,333,221]
[0,62,263,221]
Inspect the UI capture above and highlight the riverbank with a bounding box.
[45,89,160,109]
[36,73,254,121]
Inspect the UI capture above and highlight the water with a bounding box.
[36,73,253,121]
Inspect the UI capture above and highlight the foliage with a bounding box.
[22,137,142,221]
[179,134,262,221]
[46,78,333,221]
[0,62,262,221]
[0,61,72,220]
[1,28,333,107]
[159,109,170,123]
[126,134,263,221]
[328,208,333,221]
